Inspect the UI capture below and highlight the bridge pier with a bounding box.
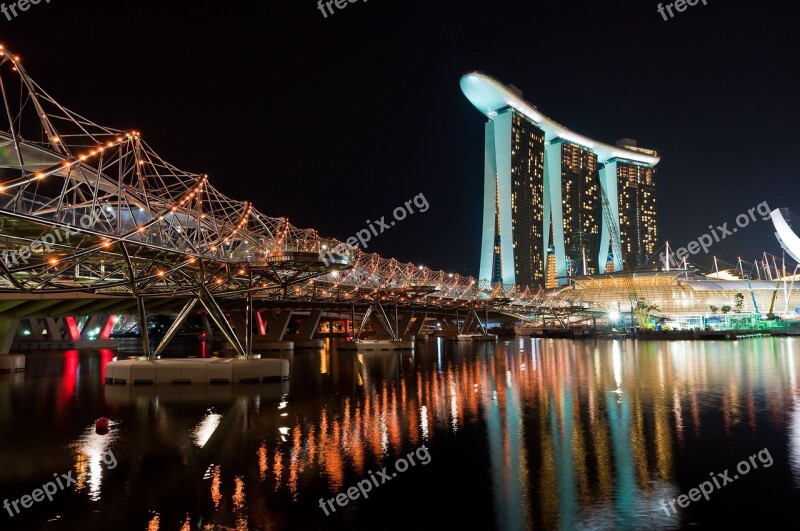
[198,288,247,358]
[457,308,498,341]
[344,302,414,351]
[436,317,459,338]
[152,299,198,358]
[407,312,428,339]
[396,313,413,339]
[136,296,152,359]
[252,310,294,351]
[294,310,323,349]
[44,318,66,340]
[0,318,19,355]
[459,308,484,335]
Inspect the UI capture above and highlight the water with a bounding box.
[1,338,799,530]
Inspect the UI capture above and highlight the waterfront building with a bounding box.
[548,268,800,328]
[461,73,660,288]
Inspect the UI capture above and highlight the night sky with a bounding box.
[3,0,799,276]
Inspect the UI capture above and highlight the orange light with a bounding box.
[48,258,58,266]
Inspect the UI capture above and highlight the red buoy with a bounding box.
[96,417,110,430]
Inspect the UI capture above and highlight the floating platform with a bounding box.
[336,339,414,352]
[105,379,289,404]
[439,334,497,341]
[104,358,289,385]
[0,354,25,373]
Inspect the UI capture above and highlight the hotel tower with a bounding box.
[461,73,660,288]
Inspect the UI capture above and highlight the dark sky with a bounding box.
[3,0,799,276]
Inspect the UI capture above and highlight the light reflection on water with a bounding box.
[0,338,799,529]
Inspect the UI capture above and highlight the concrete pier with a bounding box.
[105,379,289,404]
[0,354,25,373]
[336,339,414,352]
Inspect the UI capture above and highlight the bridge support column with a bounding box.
[245,291,254,357]
[201,314,214,335]
[231,312,248,341]
[396,313,414,339]
[407,313,428,338]
[45,318,66,341]
[0,318,19,354]
[437,318,459,336]
[137,297,152,359]
[459,308,486,335]
[153,299,198,358]
[28,319,46,341]
[357,302,397,340]
[255,311,267,335]
[297,310,322,340]
[65,317,81,341]
[81,316,100,339]
[198,288,246,358]
[251,310,294,351]
[264,310,293,341]
[295,310,323,349]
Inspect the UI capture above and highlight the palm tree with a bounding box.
[734,293,744,313]
[634,301,661,329]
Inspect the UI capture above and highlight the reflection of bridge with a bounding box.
[0,46,549,357]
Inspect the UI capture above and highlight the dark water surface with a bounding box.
[1,338,799,530]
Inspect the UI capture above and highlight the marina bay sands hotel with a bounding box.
[461,73,660,288]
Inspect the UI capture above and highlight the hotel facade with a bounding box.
[461,73,660,288]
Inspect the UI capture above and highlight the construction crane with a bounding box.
[598,178,637,326]
[767,279,782,319]
[599,180,624,274]
[745,276,761,318]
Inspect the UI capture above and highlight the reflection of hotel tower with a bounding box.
[461,73,661,287]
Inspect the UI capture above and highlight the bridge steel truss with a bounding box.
[0,46,547,357]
